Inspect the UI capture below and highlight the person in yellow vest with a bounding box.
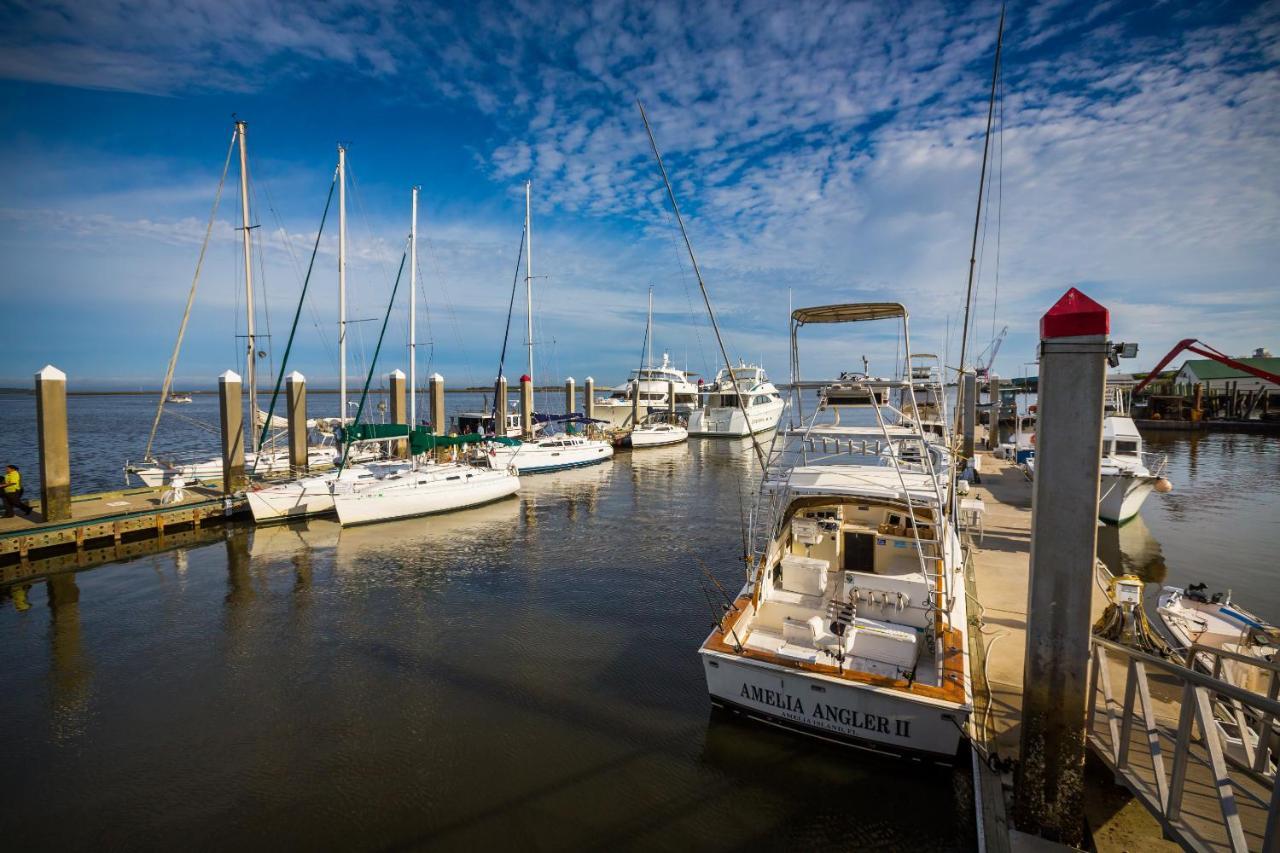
[4,464,33,517]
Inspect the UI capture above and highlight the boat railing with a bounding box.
[1086,636,1279,852]
[1142,450,1170,478]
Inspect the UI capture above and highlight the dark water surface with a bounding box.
[0,393,976,851]
[1,393,1275,850]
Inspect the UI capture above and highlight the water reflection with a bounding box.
[47,573,91,743]
[1096,514,1168,584]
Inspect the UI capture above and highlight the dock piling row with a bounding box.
[286,371,307,474]
[218,370,245,493]
[35,364,70,521]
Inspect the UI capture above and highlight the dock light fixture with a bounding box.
[1108,341,1138,367]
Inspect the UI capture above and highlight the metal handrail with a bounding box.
[1087,636,1279,853]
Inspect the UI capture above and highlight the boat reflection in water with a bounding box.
[1096,512,1168,586]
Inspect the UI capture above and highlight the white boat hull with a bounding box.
[1098,472,1156,525]
[687,399,784,437]
[246,461,413,523]
[487,440,614,474]
[628,425,688,448]
[333,466,520,527]
[700,651,967,760]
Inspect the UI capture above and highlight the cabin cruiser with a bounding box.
[1098,387,1171,524]
[455,401,527,439]
[687,362,785,437]
[700,304,970,760]
[626,416,688,448]
[593,353,700,429]
[483,430,614,474]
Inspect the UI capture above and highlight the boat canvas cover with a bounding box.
[792,303,907,325]
[338,424,519,453]
[780,466,943,505]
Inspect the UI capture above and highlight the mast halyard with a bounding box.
[338,145,348,428]
[647,286,653,372]
[410,185,418,434]
[235,120,258,452]
[524,180,535,392]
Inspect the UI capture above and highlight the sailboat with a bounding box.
[625,287,688,449]
[483,181,614,474]
[128,123,373,488]
[331,186,520,527]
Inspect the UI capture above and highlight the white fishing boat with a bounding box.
[700,303,970,761]
[1098,387,1172,524]
[627,420,688,448]
[455,400,526,438]
[329,187,522,527]
[687,362,785,437]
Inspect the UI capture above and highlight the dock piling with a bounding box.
[584,377,595,423]
[1013,288,1111,846]
[35,365,71,521]
[495,375,508,424]
[218,370,245,494]
[668,380,676,418]
[429,373,445,434]
[286,371,307,474]
[565,377,575,415]
[519,374,533,439]
[388,369,407,458]
[962,371,977,460]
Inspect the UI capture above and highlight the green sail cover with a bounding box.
[340,424,520,454]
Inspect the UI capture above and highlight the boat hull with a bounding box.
[700,650,967,761]
[687,400,784,437]
[489,442,614,474]
[627,427,688,448]
[1099,472,1156,525]
[333,469,520,527]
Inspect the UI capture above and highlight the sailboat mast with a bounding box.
[235,120,257,451]
[646,286,653,371]
[524,180,535,388]
[338,145,348,426]
[409,185,418,430]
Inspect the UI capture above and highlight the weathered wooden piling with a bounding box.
[962,371,977,460]
[565,377,575,415]
[388,369,407,458]
[35,365,71,521]
[667,380,676,418]
[584,377,595,423]
[986,376,1001,450]
[218,370,245,493]
[1013,288,1110,846]
[520,374,534,438]
[429,373,446,434]
[286,371,307,473]
[495,375,508,424]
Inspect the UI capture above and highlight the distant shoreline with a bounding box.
[0,386,611,396]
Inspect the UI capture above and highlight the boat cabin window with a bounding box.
[1114,440,1138,455]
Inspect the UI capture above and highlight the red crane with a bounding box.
[1132,339,1280,396]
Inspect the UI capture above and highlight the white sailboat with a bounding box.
[700,303,971,760]
[686,362,785,437]
[625,288,688,448]
[484,181,614,475]
[331,185,520,526]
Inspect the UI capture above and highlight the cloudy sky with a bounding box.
[1,0,1277,390]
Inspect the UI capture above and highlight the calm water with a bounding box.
[0,393,1275,849]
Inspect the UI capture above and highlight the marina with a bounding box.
[4,2,1279,850]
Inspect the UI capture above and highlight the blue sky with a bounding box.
[1,0,1277,390]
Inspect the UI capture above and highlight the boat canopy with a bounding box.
[791,303,908,325]
[338,424,520,453]
[531,412,608,425]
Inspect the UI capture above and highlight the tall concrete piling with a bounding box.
[987,376,1002,450]
[565,377,575,415]
[1013,288,1111,846]
[495,375,508,428]
[584,377,595,423]
[429,373,446,434]
[218,370,245,494]
[388,369,407,458]
[667,380,676,419]
[519,374,534,438]
[962,371,977,459]
[286,371,308,473]
[35,365,71,521]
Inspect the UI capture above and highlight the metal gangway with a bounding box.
[1087,637,1279,851]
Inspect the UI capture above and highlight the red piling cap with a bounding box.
[519,374,532,383]
[1041,287,1109,339]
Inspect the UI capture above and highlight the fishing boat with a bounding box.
[167,392,193,404]
[481,181,613,475]
[1098,386,1172,524]
[687,362,785,437]
[699,303,970,760]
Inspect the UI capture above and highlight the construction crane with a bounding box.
[1132,338,1280,396]
[975,325,1007,379]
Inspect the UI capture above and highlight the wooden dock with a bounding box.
[0,484,246,567]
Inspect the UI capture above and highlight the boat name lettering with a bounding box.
[739,683,910,738]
